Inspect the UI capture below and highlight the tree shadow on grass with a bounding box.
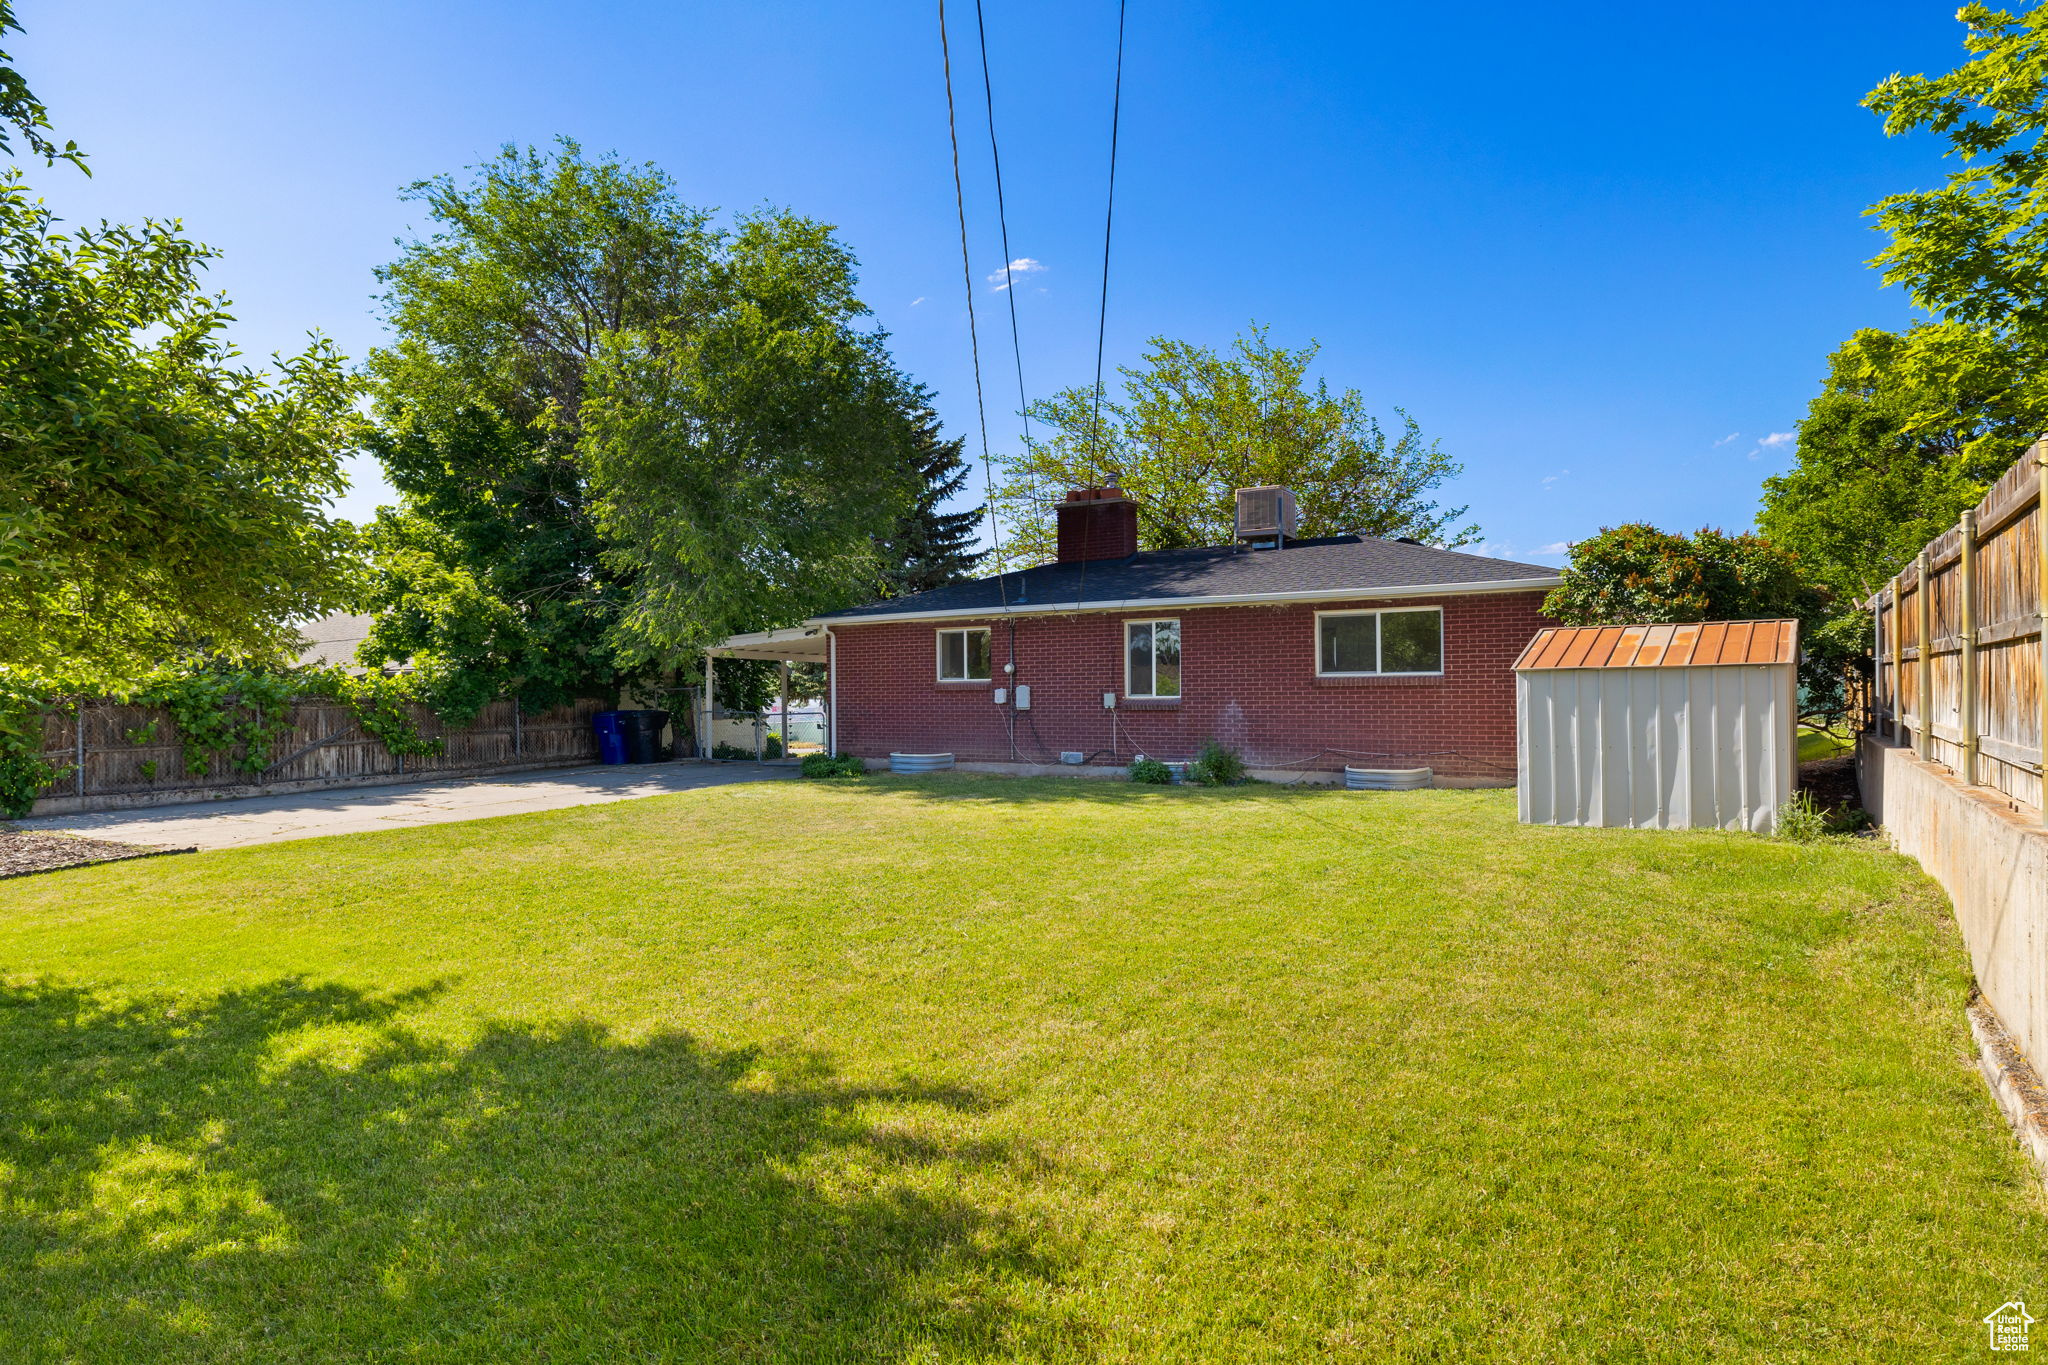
[0,978,1078,1362]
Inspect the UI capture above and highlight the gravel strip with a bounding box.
[0,829,196,880]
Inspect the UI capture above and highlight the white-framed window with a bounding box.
[1316,607,1444,676]
[1125,618,1182,698]
[936,627,992,681]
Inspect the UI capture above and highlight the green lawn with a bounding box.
[1799,725,1856,762]
[0,777,2039,1362]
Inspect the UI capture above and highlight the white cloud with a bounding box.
[1538,541,1573,555]
[910,296,926,307]
[1540,469,1569,488]
[1744,430,1795,462]
[1713,432,1740,447]
[986,257,1045,291]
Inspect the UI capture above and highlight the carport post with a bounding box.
[702,651,716,760]
[778,661,790,761]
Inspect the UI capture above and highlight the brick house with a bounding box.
[796,486,1561,784]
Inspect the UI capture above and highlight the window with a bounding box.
[1125,619,1181,698]
[1316,608,1443,676]
[936,627,992,681]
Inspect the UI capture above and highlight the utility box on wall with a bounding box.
[1515,620,1800,833]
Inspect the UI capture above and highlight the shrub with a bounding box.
[1773,791,1829,842]
[1129,757,1172,784]
[1827,805,1873,835]
[1188,740,1246,787]
[710,742,756,760]
[801,752,865,778]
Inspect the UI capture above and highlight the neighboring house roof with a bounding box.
[1515,619,1799,671]
[811,535,1560,624]
[293,612,377,669]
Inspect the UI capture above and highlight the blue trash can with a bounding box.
[592,710,628,765]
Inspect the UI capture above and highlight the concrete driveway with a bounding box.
[16,762,797,852]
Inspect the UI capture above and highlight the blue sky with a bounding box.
[16,1,1972,564]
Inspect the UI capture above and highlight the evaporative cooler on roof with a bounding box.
[1234,486,1298,546]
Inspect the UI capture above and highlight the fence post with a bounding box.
[513,697,522,758]
[2039,439,2048,820]
[1916,550,1934,761]
[1960,508,1978,785]
[74,698,86,797]
[1891,578,1905,746]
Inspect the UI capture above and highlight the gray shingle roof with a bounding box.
[815,536,1559,622]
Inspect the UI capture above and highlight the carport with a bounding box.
[701,625,834,761]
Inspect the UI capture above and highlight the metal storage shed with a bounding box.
[1514,619,1800,833]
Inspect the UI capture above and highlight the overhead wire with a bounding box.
[936,0,1007,612]
[1072,0,1129,623]
[1088,0,1128,483]
[942,1,1134,758]
[973,0,1031,454]
[939,0,1019,757]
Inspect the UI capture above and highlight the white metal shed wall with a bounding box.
[1517,663,1796,832]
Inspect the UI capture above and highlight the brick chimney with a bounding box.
[1055,486,1139,563]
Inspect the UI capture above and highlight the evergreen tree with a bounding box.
[879,391,987,596]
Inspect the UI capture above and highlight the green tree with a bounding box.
[362,141,926,713]
[0,7,359,683]
[0,0,83,171]
[360,410,635,721]
[991,327,1474,565]
[1866,3,2048,355]
[581,213,920,658]
[1758,326,2037,607]
[1544,526,1819,627]
[359,142,719,715]
[1746,3,2048,718]
[876,388,986,596]
[1544,525,1845,718]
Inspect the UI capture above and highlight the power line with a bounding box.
[1089,0,1129,482]
[941,0,1020,762]
[936,0,1008,600]
[972,0,1031,454]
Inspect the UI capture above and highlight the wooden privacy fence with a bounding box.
[32,696,606,816]
[1870,440,2048,814]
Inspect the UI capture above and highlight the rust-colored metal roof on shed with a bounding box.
[1513,619,1798,671]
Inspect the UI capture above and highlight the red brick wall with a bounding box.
[828,590,1551,780]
